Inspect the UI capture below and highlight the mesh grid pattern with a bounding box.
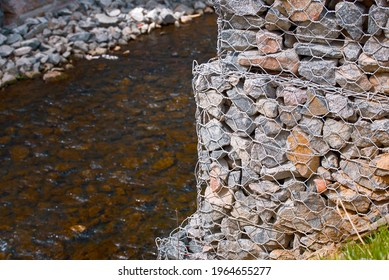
[157,0,389,260]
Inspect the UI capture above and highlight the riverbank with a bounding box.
[0,0,214,88]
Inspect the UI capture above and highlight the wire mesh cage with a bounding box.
[157,0,389,260]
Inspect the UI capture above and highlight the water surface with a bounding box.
[0,14,217,259]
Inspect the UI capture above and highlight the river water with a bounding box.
[0,14,217,259]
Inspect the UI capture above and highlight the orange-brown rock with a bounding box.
[286,129,320,178]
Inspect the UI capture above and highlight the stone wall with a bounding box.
[158,0,389,260]
[0,0,75,26]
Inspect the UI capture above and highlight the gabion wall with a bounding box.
[157,0,389,260]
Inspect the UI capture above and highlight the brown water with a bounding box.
[0,15,217,259]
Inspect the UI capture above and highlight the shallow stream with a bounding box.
[0,14,217,259]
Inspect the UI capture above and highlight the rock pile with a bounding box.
[158,0,389,260]
[0,0,213,87]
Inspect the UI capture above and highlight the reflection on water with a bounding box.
[0,14,217,259]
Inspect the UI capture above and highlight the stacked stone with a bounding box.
[158,0,389,260]
[0,0,213,87]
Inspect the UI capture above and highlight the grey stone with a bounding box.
[200,200,227,226]
[13,24,28,36]
[265,7,291,31]
[73,41,89,52]
[129,7,144,23]
[193,61,224,92]
[243,77,276,99]
[327,185,371,213]
[335,1,365,40]
[6,34,23,45]
[241,163,259,186]
[200,119,231,151]
[368,4,388,36]
[279,105,302,127]
[0,45,14,57]
[160,8,176,25]
[16,57,32,68]
[220,29,257,51]
[225,106,256,137]
[217,239,267,260]
[323,118,352,150]
[363,37,389,62]
[159,237,188,260]
[298,116,324,137]
[254,116,283,137]
[226,86,256,115]
[69,32,92,42]
[283,178,306,192]
[260,161,299,181]
[210,75,234,92]
[354,99,389,120]
[0,34,6,45]
[230,134,252,163]
[342,40,362,62]
[107,9,121,17]
[197,90,225,119]
[351,119,374,148]
[336,63,372,93]
[256,196,279,222]
[204,232,225,243]
[371,119,389,146]
[231,191,259,227]
[227,170,241,189]
[310,136,330,155]
[95,13,118,24]
[1,72,17,86]
[252,132,288,168]
[13,46,32,56]
[296,12,340,43]
[25,23,48,40]
[244,225,291,250]
[321,151,339,170]
[326,93,355,120]
[276,85,308,106]
[226,15,266,30]
[219,0,267,16]
[298,58,338,86]
[221,217,241,240]
[248,180,280,196]
[48,53,61,65]
[256,98,279,118]
[294,42,343,59]
[340,159,389,191]
[20,38,41,50]
[274,192,326,233]
[95,31,109,43]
